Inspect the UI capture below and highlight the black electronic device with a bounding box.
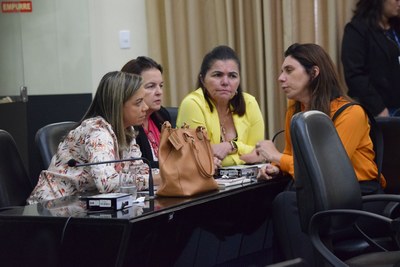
[85,193,133,211]
[215,164,259,179]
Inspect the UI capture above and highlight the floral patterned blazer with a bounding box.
[27,116,149,204]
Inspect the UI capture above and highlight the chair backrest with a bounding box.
[35,121,76,168]
[0,130,33,207]
[376,117,400,194]
[165,106,178,128]
[290,111,362,233]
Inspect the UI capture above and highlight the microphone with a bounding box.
[67,157,154,198]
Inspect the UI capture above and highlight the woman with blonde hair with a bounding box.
[28,71,149,203]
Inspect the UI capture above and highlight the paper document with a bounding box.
[215,177,252,188]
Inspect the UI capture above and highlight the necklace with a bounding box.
[220,121,227,142]
[219,107,231,142]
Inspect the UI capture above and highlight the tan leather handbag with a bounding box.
[157,121,218,197]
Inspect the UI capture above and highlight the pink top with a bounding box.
[144,118,161,159]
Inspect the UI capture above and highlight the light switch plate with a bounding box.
[119,30,130,49]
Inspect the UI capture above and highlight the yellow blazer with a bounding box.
[176,88,265,166]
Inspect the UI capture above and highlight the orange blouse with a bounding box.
[279,97,386,188]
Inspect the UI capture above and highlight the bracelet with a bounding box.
[228,140,238,154]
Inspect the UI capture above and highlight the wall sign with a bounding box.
[1,1,32,13]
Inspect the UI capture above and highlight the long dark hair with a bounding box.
[353,0,399,29]
[284,43,350,116]
[196,45,246,116]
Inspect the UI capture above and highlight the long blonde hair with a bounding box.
[79,71,142,151]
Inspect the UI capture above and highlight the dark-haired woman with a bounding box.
[256,43,387,266]
[121,56,171,168]
[341,0,400,117]
[176,45,265,167]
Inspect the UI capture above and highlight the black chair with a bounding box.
[0,130,33,208]
[376,117,400,195]
[290,110,400,267]
[267,258,309,267]
[35,121,76,168]
[165,106,178,128]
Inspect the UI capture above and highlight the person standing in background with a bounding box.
[121,57,171,168]
[176,45,265,167]
[341,0,400,117]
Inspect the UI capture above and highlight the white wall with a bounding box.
[88,0,148,94]
[0,0,148,96]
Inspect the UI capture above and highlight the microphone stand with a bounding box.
[141,157,154,199]
[68,157,154,199]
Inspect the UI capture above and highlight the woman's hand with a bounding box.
[257,163,280,180]
[240,149,264,164]
[212,142,232,162]
[255,140,282,164]
[213,156,222,169]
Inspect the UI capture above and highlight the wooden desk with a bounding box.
[0,177,289,267]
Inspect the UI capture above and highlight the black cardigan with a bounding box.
[135,106,171,168]
[341,18,400,116]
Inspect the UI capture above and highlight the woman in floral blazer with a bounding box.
[28,71,150,204]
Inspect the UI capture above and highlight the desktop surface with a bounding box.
[0,177,289,267]
[0,179,277,219]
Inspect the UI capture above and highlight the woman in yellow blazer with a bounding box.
[176,45,265,167]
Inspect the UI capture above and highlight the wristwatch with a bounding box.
[229,140,238,154]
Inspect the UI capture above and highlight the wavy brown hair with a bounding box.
[284,43,351,116]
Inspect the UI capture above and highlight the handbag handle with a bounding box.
[187,126,214,178]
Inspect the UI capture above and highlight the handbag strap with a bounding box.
[185,127,214,178]
[332,102,383,182]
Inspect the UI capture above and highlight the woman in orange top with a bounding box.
[251,43,386,265]
[253,43,385,190]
